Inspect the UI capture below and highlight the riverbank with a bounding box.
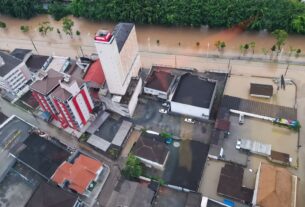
[1,14,305,59]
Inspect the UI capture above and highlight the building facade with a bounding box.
[170,73,217,119]
[0,51,32,97]
[94,23,141,95]
[31,69,94,130]
[94,23,142,117]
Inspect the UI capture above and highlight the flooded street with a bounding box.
[1,14,305,57]
[1,14,305,207]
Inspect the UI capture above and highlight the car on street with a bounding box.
[159,108,168,114]
[236,139,241,149]
[239,114,245,125]
[184,118,195,124]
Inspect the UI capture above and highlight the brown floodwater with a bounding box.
[0,14,305,57]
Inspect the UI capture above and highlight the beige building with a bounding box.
[252,162,297,207]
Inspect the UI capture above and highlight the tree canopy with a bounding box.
[122,154,142,179]
[0,0,42,19]
[1,0,305,34]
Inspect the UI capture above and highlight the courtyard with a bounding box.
[133,98,213,144]
[224,75,296,108]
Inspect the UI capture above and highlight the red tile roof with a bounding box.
[84,60,106,86]
[51,154,103,194]
[145,70,175,92]
[215,119,230,131]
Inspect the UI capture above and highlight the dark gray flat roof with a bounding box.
[14,134,70,179]
[0,112,8,126]
[10,48,32,60]
[26,55,50,73]
[26,182,78,207]
[172,73,216,108]
[113,23,134,52]
[0,51,22,77]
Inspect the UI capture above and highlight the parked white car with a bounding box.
[236,139,241,149]
[239,114,245,125]
[159,108,168,114]
[184,118,195,124]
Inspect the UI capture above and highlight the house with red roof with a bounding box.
[83,60,106,88]
[51,154,104,196]
[144,66,176,100]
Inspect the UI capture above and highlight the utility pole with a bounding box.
[30,37,39,54]
[284,63,290,76]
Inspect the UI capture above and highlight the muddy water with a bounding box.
[1,14,305,56]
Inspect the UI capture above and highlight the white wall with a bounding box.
[144,87,167,99]
[1,62,31,95]
[170,101,210,119]
[120,27,141,79]
[68,99,82,127]
[136,156,165,171]
[95,37,130,95]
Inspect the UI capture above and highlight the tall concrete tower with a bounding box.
[94,23,141,95]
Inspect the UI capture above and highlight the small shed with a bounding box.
[249,83,273,98]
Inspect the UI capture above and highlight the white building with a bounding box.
[94,23,141,95]
[94,23,142,117]
[169,73,217,119]
[0,51,32,97]
[31,69,94,131]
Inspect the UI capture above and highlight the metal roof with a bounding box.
[0,51,22,77]
[113,23,134,52]
[172,73,216,108]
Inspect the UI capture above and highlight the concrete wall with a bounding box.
[143,87,167,99]
[170,101,210,119]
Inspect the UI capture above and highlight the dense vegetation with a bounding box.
[1,0,305,34]
[0,0,42,19]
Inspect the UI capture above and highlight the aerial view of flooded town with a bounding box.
[0,1,305,207]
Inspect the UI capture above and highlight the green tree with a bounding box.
[38,21,53,36]
[49,1,70,21]
[0,0,42,19]
[296,49,301,58]
[249,41,256,54]
[215,40,226,51]
[62,17,74,37]
[20,25,29,33]
[292,14,305,34]
[76,30,80,36]
[0,21,6,29]
[122,155,142,179]
[271,29,288,51]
